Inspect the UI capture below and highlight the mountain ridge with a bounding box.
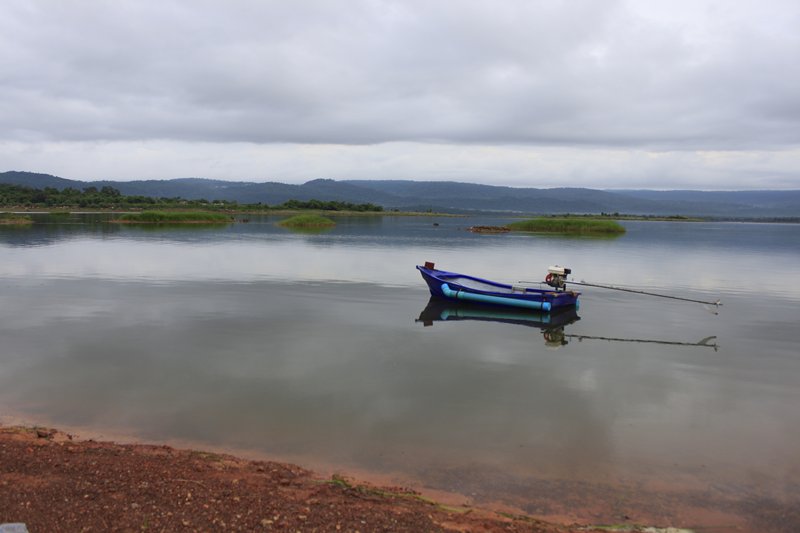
[2,170,799,217]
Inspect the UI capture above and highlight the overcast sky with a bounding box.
[1,0,798,189]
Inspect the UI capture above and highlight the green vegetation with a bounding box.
[0,212,33,225]
[1,183,129,208]
[0,183,384,213]
[469,225,510,234]
[323,474,458,512]
[278,214,336,228]
[276,199,382,212]
[507,217,626,235]
[114,211,233,224]
[1,182,232,209]
[597,212,701,221]
[534,212,701,222]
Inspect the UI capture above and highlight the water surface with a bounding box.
[1,214,798,530]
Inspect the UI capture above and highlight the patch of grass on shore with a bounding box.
[114,211,233,224]
[277,214,336,228]
[507,217,626,235]
[0,213,33,225]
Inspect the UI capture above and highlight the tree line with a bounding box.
[0,184,383,212]
[277,199,383,212]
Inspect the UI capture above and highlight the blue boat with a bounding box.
[416,262,580,312]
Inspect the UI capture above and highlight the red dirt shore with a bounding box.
[0,426,589,532]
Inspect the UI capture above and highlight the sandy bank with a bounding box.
[0,425,581,532]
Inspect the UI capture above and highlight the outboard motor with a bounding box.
[545,265,571,290]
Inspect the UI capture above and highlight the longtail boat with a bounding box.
[416,262,579,312]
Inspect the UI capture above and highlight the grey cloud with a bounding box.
[2,0,799,150]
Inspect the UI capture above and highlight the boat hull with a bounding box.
[416,265,579,312]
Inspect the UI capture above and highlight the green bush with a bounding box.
[507,217,625,234]
[0,213,33,225]
[115,211,232,223]
[277,214,336,228]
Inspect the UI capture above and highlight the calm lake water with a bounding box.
[2,214,799,530]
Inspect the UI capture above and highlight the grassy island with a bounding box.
[113,211,233,224]
[278,214,337,229]
[0,213,33,225]
[469,225,510,234]
[507,217,626,235]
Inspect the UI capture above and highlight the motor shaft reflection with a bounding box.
[416,297,718,350]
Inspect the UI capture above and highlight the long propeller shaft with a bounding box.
[519,279,721,307]
[568,280,721,306]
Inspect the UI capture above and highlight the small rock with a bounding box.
[0,524,30,533]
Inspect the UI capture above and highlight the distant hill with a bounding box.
[0,171,78,190]
[613,189,800,214]
[2,170,799,217]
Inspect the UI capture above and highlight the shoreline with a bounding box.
[0,424,583,532]
[0,207,464,218]
[3,207,797,223]
[0,411,792,531]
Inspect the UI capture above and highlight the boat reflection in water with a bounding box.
[415,298,580,348]
[416,298,719,350]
